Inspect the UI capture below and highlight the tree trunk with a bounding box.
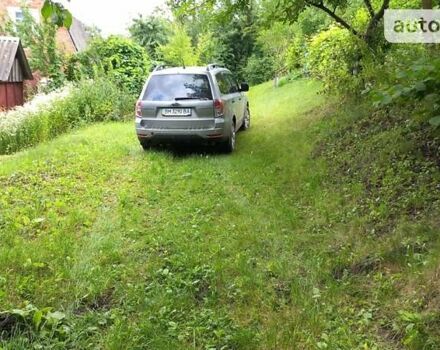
[364,0,390,47]
[422,0,433,9]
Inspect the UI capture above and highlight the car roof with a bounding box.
[151,66,229,75]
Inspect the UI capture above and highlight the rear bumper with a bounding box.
[135,117,227,142]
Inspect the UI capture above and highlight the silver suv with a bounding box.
[135,64,250,153]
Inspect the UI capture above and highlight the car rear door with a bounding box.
[216,72,240,128]
[225,73,245,125]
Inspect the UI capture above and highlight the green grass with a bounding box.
[1,78,439,349]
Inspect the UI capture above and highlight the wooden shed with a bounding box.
[0,36,33,110]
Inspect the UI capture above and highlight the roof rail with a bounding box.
[207,63,222,71]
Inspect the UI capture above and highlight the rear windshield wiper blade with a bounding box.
[174,97,209,101]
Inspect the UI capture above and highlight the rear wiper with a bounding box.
[174,97,209,101]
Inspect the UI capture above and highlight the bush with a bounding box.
[306,26,365,94]
[0,79,134,155]
[66,36,151,95]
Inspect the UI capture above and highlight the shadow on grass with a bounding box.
[142,142,226,158]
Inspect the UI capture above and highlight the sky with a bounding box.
[60,0,167,36]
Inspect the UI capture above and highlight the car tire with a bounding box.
[240,107,250,131]
[221,122,236,153]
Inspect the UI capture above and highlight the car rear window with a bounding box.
[143,74,213,101]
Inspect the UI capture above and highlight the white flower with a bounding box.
[0,85,72,136]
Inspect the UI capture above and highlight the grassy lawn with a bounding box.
[1,79,439,349]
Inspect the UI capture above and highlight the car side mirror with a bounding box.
[240,82,249,92]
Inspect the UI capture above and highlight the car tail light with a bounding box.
[135,100,142,117]
[213,99,224,118]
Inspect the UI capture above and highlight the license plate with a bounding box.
[162,108,192,116]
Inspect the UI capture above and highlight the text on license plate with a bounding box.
[162,108,192,116]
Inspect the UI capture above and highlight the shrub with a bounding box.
[306,26,365,94]
[0,79,134,155]
[66,36,151,95]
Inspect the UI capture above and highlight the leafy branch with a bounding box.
[304,0,390,46]
[41,0,72,28]
[306,1,360,38]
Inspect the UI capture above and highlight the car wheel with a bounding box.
[241,107,250,131]
[221,122,236,153]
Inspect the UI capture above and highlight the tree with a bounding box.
[172,0,391,48]
[157,25,199,66]
[422,0,432,8]
[257,22,294,77]
[196,31,218,64]
[243,54,275,85]
[213,18,256,80]
[269,0,392,47]
[4,6,65,89]
[128,15,170,61]
[167,0,257,79]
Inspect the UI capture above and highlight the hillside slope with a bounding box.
[0,79,439,349]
